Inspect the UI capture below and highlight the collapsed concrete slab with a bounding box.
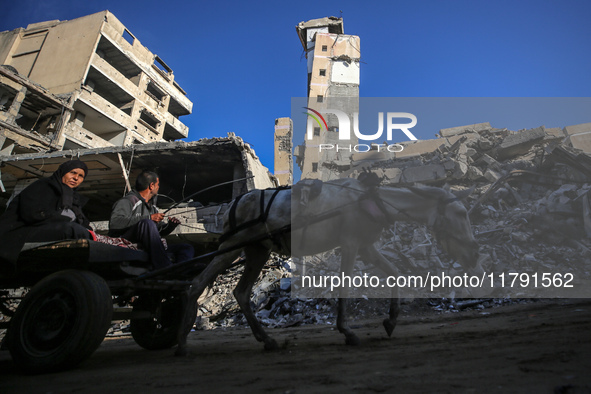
[494,126,547,160]
[438,122,492,138]
[0,136,277,246]
[395,139,447,159]
[564,122,591,153]
[402,164,446,184]
[342,119,591,190]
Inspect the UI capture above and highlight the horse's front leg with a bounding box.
[360,245,400,337]
[337,244,361,346]
[175,248,243,357]
[234,244,278,351]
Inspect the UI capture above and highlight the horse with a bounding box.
[175,177,482,356]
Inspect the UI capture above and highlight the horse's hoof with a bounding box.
[345,334,361,346]
[174,347,188,357]
[264,338,279,351]
[383,319,396,337]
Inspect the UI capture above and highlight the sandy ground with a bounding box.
[1,298,591,393]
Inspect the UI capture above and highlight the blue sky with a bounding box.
[1,0,590,171]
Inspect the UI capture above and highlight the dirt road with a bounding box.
[1,299,590,393]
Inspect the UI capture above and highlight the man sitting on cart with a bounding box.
[108,170,194,270]
[0,160,93,272]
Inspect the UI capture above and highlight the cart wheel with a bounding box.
[130,293,183,350]
[7,270,112,374]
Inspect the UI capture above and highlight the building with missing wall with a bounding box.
[294,17,361,180]
[0,10,192,154]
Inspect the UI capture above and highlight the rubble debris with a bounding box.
[195,120,591,329]
[3,121,591,337]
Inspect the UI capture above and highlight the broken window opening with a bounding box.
[84,67,135,114]
[153,56,173,80]
[319,69,326,76]
[122,29,135,46]
[95,36,142,84]
[14,102,46,132]
[0,86,16,111]
[146,81,166,103]
[312,163,318,172]
[328,25,341,35]
[139,109,159,132]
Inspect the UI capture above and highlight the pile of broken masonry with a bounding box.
[6,122,591,339]
[186,121,591,331]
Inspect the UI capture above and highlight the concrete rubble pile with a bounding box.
[103,122,591,336]
[193,121,591,329]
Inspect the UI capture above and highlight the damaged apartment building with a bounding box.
[0,10,191,153]
[0,11,277,248]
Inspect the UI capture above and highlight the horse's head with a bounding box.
[407,185,480,270]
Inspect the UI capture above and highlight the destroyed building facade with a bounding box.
[0,65,69,155]
[0,11,282,250]
[0,136,277,248]
[0,11,192,153]
[294,17,361,180]
[274,117,293,186]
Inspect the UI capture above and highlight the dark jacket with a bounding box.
[0,172,91,269]
[109,190,175,237]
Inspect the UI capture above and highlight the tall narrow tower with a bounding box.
[295,17,360,180]
[274,117,293,186]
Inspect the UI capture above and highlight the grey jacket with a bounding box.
[109,190,174,237]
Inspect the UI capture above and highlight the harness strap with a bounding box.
[228,193,246,231]
[219,186,290,243]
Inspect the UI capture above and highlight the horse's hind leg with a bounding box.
[383,293,400,337]
[233,244,278,350]
[337,245,361,346]
[360,245,400,337]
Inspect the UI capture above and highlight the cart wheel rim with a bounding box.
[23,290,77,355]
